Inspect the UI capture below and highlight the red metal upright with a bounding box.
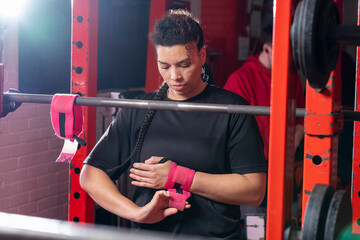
[352,0,360,234]
[69,0,98,224]
[301,0,343,220]
[266,1,298,239]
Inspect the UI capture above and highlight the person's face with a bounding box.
[264,43,272,70]
[156,42,206,100]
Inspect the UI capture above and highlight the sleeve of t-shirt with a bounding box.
[83,108,132,180]
[227,99,268,175]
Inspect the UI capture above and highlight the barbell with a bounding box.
[2,91,360,121]
[291,0,360,91]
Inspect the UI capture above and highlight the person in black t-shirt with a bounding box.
[80,9,267,239]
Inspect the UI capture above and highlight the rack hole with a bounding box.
[76,16,83,23]
[73,192,80,199]
[75,67,83,74]
[312,155,322,165]
[73,217,79,223]
[76,41,83,49]
[74,167,81,175]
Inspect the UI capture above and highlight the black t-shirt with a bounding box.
[84,85,267,239]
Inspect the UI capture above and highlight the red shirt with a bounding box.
[224,54,305,160]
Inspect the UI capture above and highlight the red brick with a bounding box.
[29,139,50,153]
[0,146,10,161]
[1,158,19,172]
[37,104,51,114]
[0,121,9,133]
[8,119,29,132]
[38,150,60,164]
[19,129,41,142]
[29,187,48,201]
[37,174,56,187]
[29,117,51,129]
[48,162,68,174]
[9,192,29,208]
[48,138,63,150]
[37,196,58,211]
[5,168,29,183]
[18,105,39,118]
[0,133,20,146]
[48,182,68,195]
[2,110,19,121]
[8,143,36,158]
[19,179,38,191]
[18,154,39,168]
[27,164,49,178]
[18,202,37,216]
[0,183,19,198]
[0,197,10,210]
[3,208,18,214]
[56,192,68,205]
[39,127,56,138]
[55,170,69,183]
[36,206,61,219]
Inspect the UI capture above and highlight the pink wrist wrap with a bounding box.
[50,94,83,141]
[50,94,86,163]
[164,162,195,191]
[163,161,195,211]
[168,189,191,211]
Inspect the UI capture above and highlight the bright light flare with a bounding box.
[0,0,27,19]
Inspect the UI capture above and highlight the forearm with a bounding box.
[80,164,139,221]
[189,172,266,206]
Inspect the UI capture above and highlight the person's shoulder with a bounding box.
[227,57,259,81]
[206,85,250,105]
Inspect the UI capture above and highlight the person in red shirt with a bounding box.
[224,25,305,161]
[223,25,305,229]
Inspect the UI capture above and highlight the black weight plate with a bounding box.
[324,190,352,240]
[291,0,304,73]
[291,0,340,91]
[302,184,335,240]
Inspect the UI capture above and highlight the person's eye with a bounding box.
[160,65,170,70]
[180,63,190,68]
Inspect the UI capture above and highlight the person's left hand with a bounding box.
[130,156,172,189]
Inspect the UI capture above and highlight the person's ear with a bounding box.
[200,47,206,65]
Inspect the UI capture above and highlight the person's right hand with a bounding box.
[134,190,190,224]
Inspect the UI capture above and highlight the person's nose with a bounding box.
[170,67,180,80]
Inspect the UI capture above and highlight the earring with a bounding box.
[201,66,209,83]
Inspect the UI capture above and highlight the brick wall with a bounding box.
[0,21,68,220]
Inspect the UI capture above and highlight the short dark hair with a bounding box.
[150,9,205,51]
[260,24,273,46]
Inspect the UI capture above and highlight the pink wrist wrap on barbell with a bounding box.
[50,94,83,141]
[164,162,195,191]
[168,189,191,211]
